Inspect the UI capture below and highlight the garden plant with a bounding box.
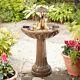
[62,40,80,76]
[0,28,17,79]
[0,0,26,22]
[0,53,17,80]
[0,28,16,56]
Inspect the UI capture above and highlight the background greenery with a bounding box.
[0,0,80,23]
[0,0,26,22]
[47,3,75,23]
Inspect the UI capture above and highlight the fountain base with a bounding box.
[32,64,52,77]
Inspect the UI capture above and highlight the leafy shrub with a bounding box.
[26,0,37,7]
[65,22,80,41]
[74,9,80,25]
[0,28,16,56]
[36,0,70,4]
[24,4,48,19]
[0,0,26,22]
[47,3,74,23]
[0,53,15,79]
[37,0,46,5]
[46,0,65,4]
[66,9,80,32]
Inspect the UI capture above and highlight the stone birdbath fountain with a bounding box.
[21,6,59,77]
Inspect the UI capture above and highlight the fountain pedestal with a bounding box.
[32,38,52,77]
[21,29,59,77]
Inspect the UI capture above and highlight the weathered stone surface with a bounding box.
[20,70,68,80]
[32,77,44,80]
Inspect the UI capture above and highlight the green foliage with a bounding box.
[74,9,80,25]
[0,28,16,56]
[69,50,78,64]
[65,21,78,32]
[71,25,80,32]
[0,61,15,79]
[26,0,37,7]
[40,0,46,5]
[24,4,48,19]
[47,3,74,23]
[24,4,38,19]
[65,6,80,38]
[66,21,80,34]
[76,30,80,36]
[36,0,65,4]
[0,0,26,22]
[66,23,80,40]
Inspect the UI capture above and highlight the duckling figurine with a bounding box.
[35,13,49,30]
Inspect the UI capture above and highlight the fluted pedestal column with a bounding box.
[32,38,52,77]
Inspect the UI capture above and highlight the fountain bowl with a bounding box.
[21,27,59,39]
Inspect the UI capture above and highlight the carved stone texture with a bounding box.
[21,28,59,77]
[21,29,59,39]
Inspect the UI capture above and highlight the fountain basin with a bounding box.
[21,28,59,39]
